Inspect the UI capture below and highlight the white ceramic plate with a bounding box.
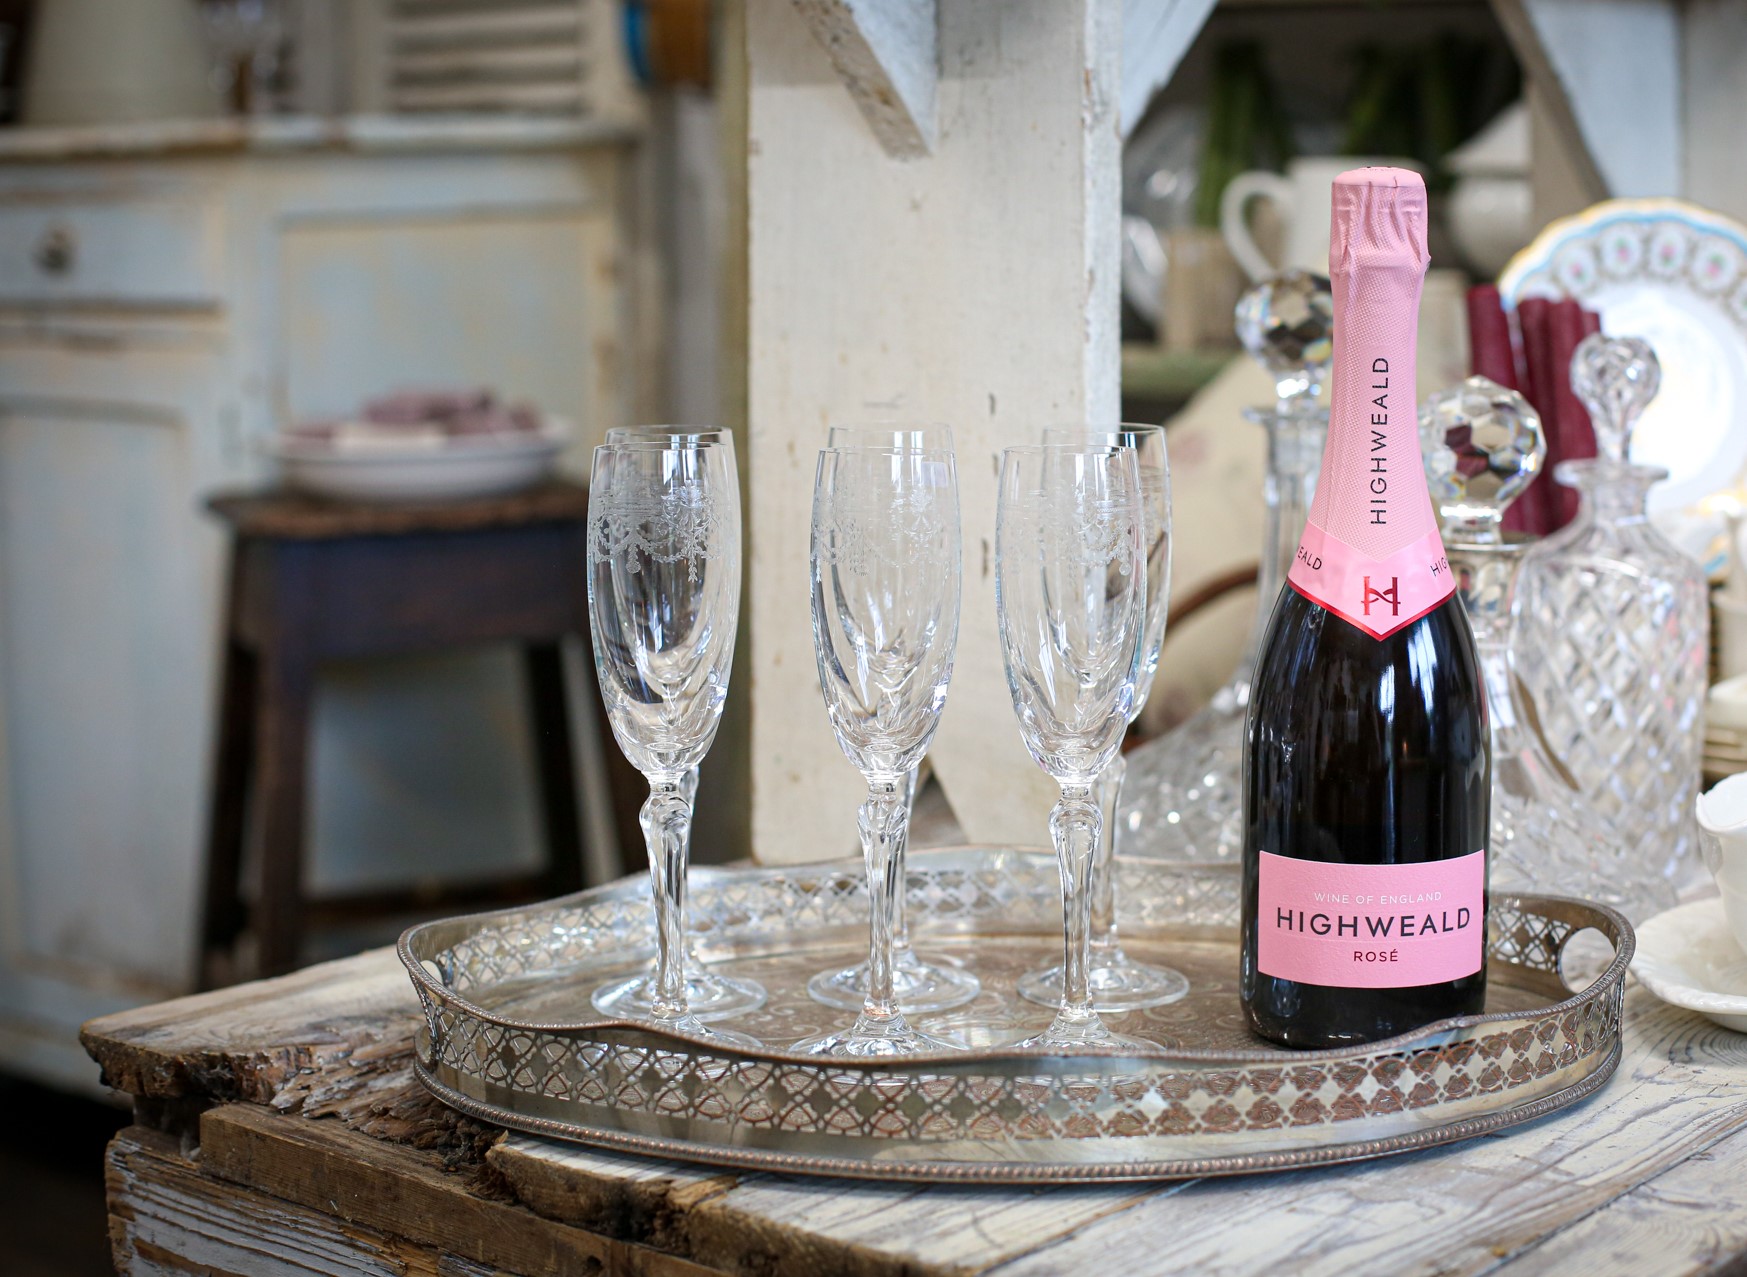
[1632,896,1747,1032]
[269,422,569,503]
[1500,199,1747,525]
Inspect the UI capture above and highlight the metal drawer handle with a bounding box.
[34,226,74,276]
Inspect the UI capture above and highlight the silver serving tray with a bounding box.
[400,847,1630,1184]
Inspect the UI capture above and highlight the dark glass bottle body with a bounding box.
[1240,586,1490,1048]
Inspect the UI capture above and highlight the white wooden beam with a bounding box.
[792,0,937,160]
[745,0,1121,862]
[1120,0,1216,138]
[1492,0,1681,199]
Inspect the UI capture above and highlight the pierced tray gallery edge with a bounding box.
[400,847,1630,1184]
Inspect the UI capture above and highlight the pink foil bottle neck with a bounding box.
[1287,167,1452,639]
[1330,166,1429,273]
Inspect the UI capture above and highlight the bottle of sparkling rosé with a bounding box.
[1240,168,1490,1049]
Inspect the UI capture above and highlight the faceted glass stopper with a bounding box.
[1419,375,1544,541]
[1570,332,1660,464]
[1234,269,1334,401]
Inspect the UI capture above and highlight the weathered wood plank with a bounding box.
[1492,0,1680,199]
[109,1125,493,1277]
[488,1138,749,1255]
[980,990,1747,1277]
[493,1133,1168,1277]
[1498,1121,1747,1275]
[681,1173,1171,1277]
[81,948,412,1105]
[199,1105,725,1277]
[793,0,937,158]
[1120,0,1217,137]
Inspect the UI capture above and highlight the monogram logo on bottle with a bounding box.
[1362,576,1400,617]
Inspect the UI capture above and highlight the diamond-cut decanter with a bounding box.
[1513,335,1708,908]
[1422,377,1651,906]
[1120,270,1330,860]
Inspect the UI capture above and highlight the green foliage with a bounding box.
[1194,41,1294,228]
[1341,34,1521,191]
[1192,32,1520,226]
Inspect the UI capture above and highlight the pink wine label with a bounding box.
[1289,167,1453,640]
[1256,849,1485,989]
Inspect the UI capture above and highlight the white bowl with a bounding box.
[269,424,568,503]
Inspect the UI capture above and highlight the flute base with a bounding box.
[806,948,981,1013]
[791,1009,965,1058]
[652,1013,762,1051]
[1015,1008,1160,1054]
[1015,949,1190,1012]
[592,966,767,1022]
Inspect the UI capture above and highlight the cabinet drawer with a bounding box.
[0,200,221,308]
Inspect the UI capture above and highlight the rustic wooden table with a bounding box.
[86,942,1747,1276]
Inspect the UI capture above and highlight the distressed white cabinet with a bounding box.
[0,118,640,1090]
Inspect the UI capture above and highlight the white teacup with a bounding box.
[1697,772,1747,951]
[1219,155,1418,282]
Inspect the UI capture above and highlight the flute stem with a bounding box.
[640,778,693,1021]
[1088,753,1125,960]
[856,778,907,1023]
[891,765,919,958]
[1052,784,1102,1028]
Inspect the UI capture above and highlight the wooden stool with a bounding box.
[199,481,629,985]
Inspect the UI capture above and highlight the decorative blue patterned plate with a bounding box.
[1500,198,1747,534]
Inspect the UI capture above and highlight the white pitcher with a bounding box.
[1220,156,1415,282]
[1697,772,1747,951]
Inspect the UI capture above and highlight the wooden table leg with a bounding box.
[254,648,316,977]
[524,642,585,895]
[198,636,259,989]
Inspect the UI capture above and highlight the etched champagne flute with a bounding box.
[1018,425,1187,1010]
[995,444,1158,1052]
[585,440,758,1047]
[592,427,765,1021]
[794,445,965,1056]
[807,423,980,1015]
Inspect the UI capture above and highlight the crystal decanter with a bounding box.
[1514,335,1708,905]
[1420,377,1659,908]
[1120,270,1330,860]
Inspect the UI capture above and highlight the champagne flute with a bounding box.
[995,444,1157,1052]
[585,439,757,1047]
[807,423,980,1015]
[591,427,765,1021]
[794,445,964,1056]
[1018,425,1188,1010]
